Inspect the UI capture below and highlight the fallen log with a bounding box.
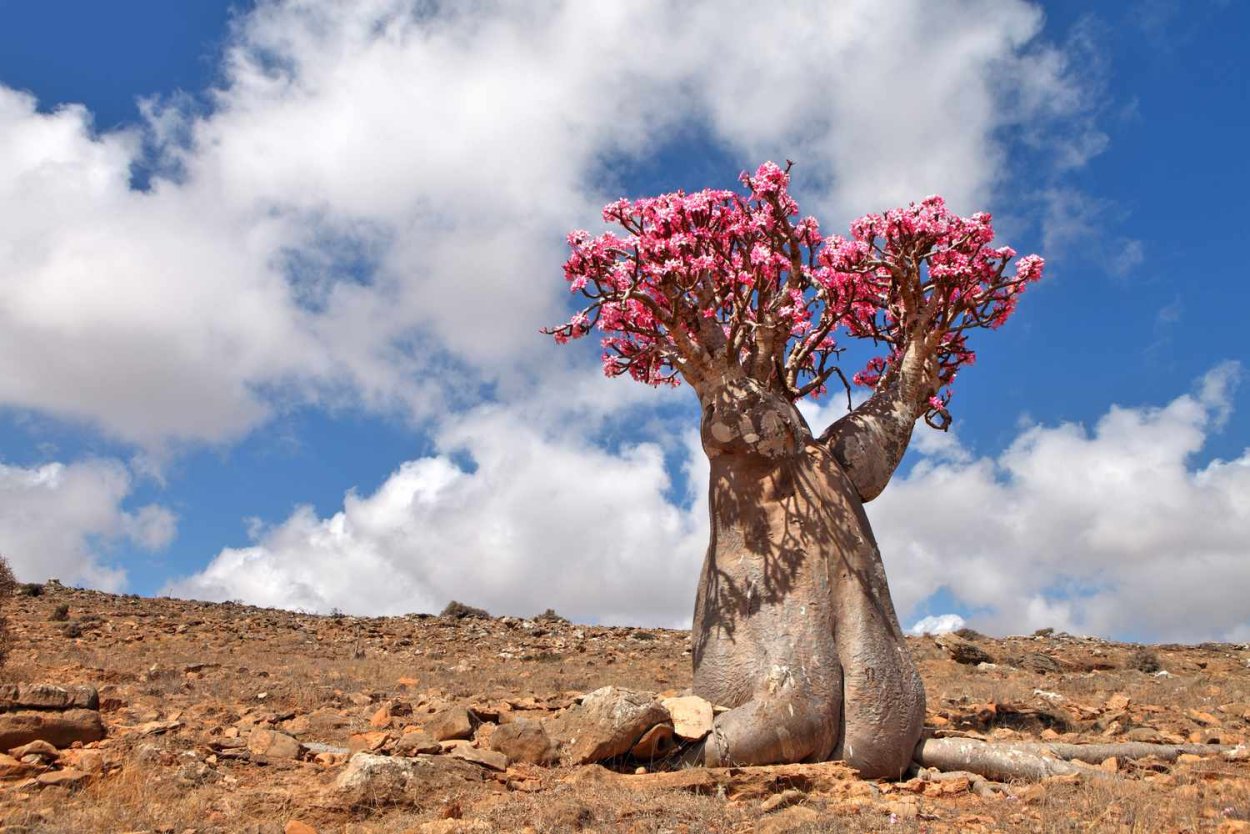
[915,737,1238,783]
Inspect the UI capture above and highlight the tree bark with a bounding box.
[690,377,925,779]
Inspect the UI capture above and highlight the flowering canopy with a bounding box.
[547,162,1043,427]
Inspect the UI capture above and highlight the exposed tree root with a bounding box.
[915,737,1240,783]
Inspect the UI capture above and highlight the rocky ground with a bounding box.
[0,582,1248,834]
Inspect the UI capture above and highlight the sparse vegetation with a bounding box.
[1127,646,1163,673]
[0,584,1245,833]
[50,603,70,622]
[440,600,491,620]
[0,554,14,668]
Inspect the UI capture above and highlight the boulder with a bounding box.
[34,768,89,789]
[548,687,669,765]
[426,706,474,741]
[448,745,508,771]
[10,740,58,760]
[629,722,676,760]
[395,730,441,755]
[335,752,483,807]
[0,752,37,779]
[935,634,994,666]
[488,719,557,766]
[1013,653,1062,674]
[0,709,105,750]
[661,695,714,741]
[0,684,99,712]
[247,728,302,760]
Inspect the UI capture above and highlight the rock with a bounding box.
[0,752,37,779]
[548,687,670,765]
[935,634,994,665]
[1105,693,1131,712]
[335,752,483,808]
[247,728,302,760]
[284,822,317,834]
[9,740,57,760]
[335,753,419,805]
[1223,745,1250,762]
[1125,727,1165,744]
[1014,653,1063,674]
[426,706,474,741]
[34,768,88,789]
[0,709,106,749]
[661,695,714,741]
[488,719,556,766]
[0,684,99,712]
[61,745,105,775]
[348,731,390,753]
[395,731,441,755]
[629,722,676,760]
[448,745,508,771]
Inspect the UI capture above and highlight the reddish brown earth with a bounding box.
[1,582,1248,834]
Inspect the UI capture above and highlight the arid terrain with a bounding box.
[1,582,1248,834]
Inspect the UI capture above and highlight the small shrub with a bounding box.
[535,608,569,624]
[0,555,15,668]
[954,627,986,641]
[19,583,43,597]
[440,600,491,620]
[1033,627,1055,637]
[1127,647,1162,673]
[61,621,83,639]
[50,603,70,622]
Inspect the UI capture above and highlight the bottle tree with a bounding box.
[547,162,1043,778]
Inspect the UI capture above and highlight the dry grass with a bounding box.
[0,584,1246,833]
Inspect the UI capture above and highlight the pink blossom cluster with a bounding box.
[547,162,1043,423]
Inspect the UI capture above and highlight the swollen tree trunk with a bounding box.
[690,376,926,779]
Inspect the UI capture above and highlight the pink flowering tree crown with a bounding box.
[546,162,1043,429]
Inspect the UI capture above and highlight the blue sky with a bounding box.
[0,0,1246,641]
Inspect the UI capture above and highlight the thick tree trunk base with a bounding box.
[915,737,1240,783]
[692,381,925,779]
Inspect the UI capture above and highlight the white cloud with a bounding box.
[165,374,709,625]
[0,0,1095,448]
[908,614,967,636]
[874,363,1249,642]
[1040,187,1144,279]
[170,365,1249,642]
[0,458,176,589]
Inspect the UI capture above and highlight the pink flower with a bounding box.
[549,163,1042,412]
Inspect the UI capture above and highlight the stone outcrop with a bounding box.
[0,682,106,750]
[546,686,670,765]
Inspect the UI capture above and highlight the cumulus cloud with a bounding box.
[0,458,176,589]
[908,614,967,636]
[875,363,1249,642]
[166,379,708,625]
[170,365,1249,642]
[0,0,1095,449]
